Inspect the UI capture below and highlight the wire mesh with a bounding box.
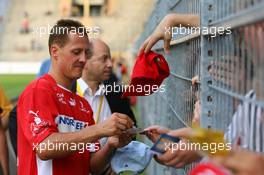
[135,0,264,174]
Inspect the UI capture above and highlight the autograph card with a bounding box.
[150,134,180,154]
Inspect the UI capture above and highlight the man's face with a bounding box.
[52,33,90,80]
[83,41,113,82]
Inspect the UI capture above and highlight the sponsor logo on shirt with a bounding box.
[69,98,76,106]
[29,110,50,137]
[56,93,66,104]
[79,101,89,113]
[55,115,88,132]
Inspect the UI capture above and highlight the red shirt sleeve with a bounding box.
[18,86,58,148]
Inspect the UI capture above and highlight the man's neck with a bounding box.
[49,70,73,91]
[82,75,100,95]
[87,80,100,95]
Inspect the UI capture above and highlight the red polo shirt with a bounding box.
[17,74,98,175]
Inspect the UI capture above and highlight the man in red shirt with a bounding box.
[17,19,134,175]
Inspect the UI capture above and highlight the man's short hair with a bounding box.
[48,19,87,54]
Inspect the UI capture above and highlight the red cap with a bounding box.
[189,163,231,175]
[122,51,170,97]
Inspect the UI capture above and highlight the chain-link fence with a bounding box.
[134,0,264,174]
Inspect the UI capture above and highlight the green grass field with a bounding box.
[0,74,35,100]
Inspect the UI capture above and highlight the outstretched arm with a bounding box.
[140,13,200,54]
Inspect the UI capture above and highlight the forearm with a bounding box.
[90,142,116,175]
[36,125,103,160]
[168,13,200,27]
[0,126,9,175]
[1,116,9,131]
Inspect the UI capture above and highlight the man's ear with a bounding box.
[50,44,59,60]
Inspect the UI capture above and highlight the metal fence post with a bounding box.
[200,0,215,129]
